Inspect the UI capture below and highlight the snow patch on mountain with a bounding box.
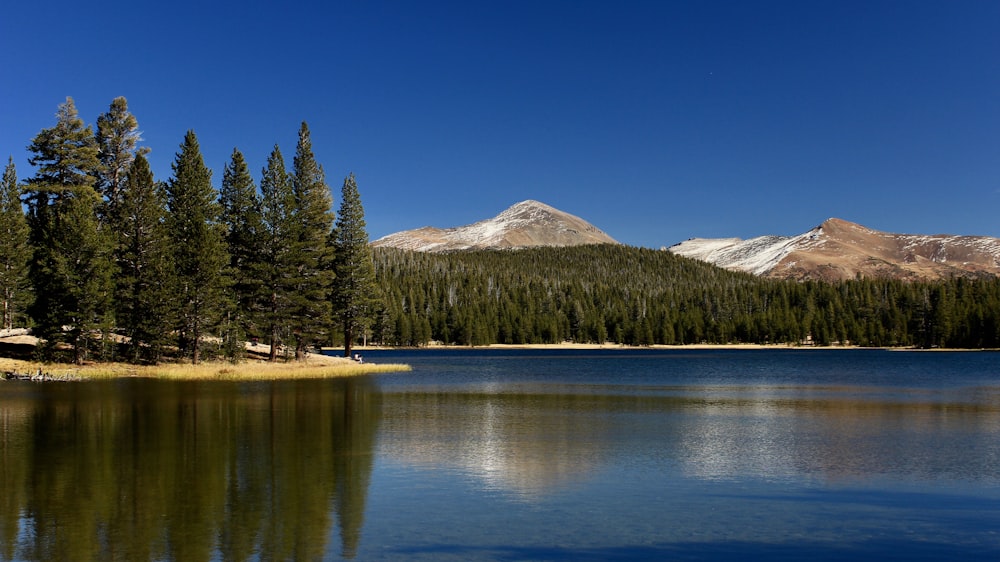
[372,200,618,252]
[670,231,820,276]
[669,218,1000,281]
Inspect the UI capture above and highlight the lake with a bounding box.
[1,348,999,560]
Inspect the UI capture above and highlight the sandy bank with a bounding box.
[385,342,861,351]
[354,342,997,352]
[0,337,410,380]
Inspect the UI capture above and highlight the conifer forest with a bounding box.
[4,97,999,365]
[371,243,1000,350]
[4,97,375,364]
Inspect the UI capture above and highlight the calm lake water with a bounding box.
[1,349,999,561]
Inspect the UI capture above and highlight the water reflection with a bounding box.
[0,378,378,561]
[379,388,1000,496]
[4,368,1000,560]
[379,393,613,499]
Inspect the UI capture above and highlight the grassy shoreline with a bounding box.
[0,355,411,381]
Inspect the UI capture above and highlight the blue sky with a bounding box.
[2,1,998,248]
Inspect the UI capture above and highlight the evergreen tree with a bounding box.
[289,122,335,359]
[114,154,174,363]
[257,145,296,360]
[0,158,31,329]
[165,131,229,364]
[330,174,377,357]
[95,96,147,215]
[24,98,101,205]
[24,97,114,363]
[219,148,263,358]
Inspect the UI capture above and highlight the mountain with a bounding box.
[669,218,1000,281]
[371,200,619,252]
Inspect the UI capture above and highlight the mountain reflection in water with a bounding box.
[378,388,1000,497]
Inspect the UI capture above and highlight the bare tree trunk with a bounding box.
[343,325,353,358]
[269,293,278,361]
[294,335,304,361]
[192,323,201,364]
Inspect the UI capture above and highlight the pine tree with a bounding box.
[95,96,147,215]
[259,145,295,361]
[289,122,335,359]
[114,154,174,363]
[24,98,101,204]
[330,174,378,357]
[24,97,114,363]
[219,148,264,359]
[165,131,229,364]
[0,158,31,330]
[257,145,297,360]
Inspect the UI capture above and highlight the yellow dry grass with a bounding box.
[0,356,410,381]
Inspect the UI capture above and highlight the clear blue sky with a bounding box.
[2,1,998,247]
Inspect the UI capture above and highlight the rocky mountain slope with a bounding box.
[669,218,1000,281]
[372,200,619,252]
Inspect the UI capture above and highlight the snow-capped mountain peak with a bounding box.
[372,200,619,252]
[669,218,1000,281]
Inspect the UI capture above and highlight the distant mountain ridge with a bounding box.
[669,218,1000,281]
[371,200,619,252]
[373,202,1000,281]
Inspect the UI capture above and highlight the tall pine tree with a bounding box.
[289,122,335,359]
[114,154,174,363]
[257,145,296,361]
[165,131,229,364]
[219,148,263,358]
[24,97,114,363]
[330,173,378,357]
[95,96,146,216]
[0,158,31,330]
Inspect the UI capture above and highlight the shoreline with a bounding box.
[0,351,411,381]
[349,342,998,352]
[2,340,994,381]
[0,336,411,381]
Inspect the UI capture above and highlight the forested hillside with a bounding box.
[373,245,1000,348]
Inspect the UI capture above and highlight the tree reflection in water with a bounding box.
[0,378,379,561]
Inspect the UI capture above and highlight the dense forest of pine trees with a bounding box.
[371,245,1000,349]
[4,96,377,364]
[6,97,999,363]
